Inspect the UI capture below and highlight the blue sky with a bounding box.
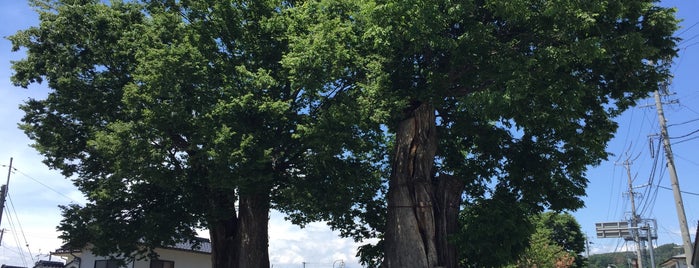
[574,0,699,257]
[1,0,698,267]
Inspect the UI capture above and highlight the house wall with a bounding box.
[69,247,210,268]
[132,248,211,268]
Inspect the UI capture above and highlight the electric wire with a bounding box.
[610,107,649,222]
[650,148,667,217]
[673,153,699,167]
[646,138,661,211]
[608,126,627,221]
[619,107,638,159]
[1,243,27,258]
[680,103,699,116]
[678,33,699,46]
[7,194,34,264]
[668,128,699,139]
[672,134,699,145]
[607,163,621,220]
[640,159,662,218]
[676,21,699,37]
[638,138,662,217]
[643,175,661,218]
[672,49,686,74]
[656,185,699,197]
[0,165,49,265]
[4,206,27,267]
[666,117,699,127]
[13,167,80,203]
[681,42,699,51]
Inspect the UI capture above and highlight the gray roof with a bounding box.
[33,260,64,268]
[53,237,212,255]
[166,237,211,254]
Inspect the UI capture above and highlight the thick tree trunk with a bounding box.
[434,174,465,268]
[384,102,439,268]
[210,215,238,268]
[208,190,271,268]
[237,192,271,268]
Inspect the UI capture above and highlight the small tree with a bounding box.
[505,212,585,268]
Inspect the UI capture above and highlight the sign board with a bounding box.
[595,222,632,239]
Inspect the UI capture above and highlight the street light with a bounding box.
[333,260,344,268]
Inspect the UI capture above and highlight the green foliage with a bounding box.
[525,212,586,267]
[460,211,584,268]
[11,0,384,261]
[455,192,535,267]
[286,0,678,265]
[506,226,570,268]
[11,0,680,265]
[537,212,586,267]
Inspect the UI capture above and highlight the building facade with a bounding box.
[54,239,211,268]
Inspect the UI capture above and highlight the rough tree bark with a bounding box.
[209,190,271,268]
[209,205,238,268]
[384,102,466,268]
[384,102,439,268]
[237,192,271,268]
[434,174,466,268]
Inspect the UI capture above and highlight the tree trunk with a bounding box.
[434,173,465,268]
[210,214,238,268]
[384,102,439,268]
[208,190,271,268]
[237,192,271,268]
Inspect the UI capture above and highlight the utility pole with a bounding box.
[0,157,12,227]
[586,235,592,258]
[646,223,656,268]
[654,90,694,268]
[0,157,12,246]
[623,160,643,268]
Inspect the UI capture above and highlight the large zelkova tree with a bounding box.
[10,0,384,267]
[285,0,679,267]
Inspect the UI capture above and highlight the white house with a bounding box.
[52,238,212,268]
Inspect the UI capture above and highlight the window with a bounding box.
[150,260,174,268]
[94,260,124,268]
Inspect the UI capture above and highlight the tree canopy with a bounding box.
[10,0,679,267]
[285,0,678,267]
[11,0,383,267]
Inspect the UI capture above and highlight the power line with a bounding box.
[680,103,699,117]
[657,185,699,197]
[672,134,699,146]
[674,153,699,167]
[667,117,699,127]
[11,168,79,203]
[680,41,699,50]
[669,129,699,139]
[7,194,34,264]
[638,138,662,217]
[676,21,699,37]
[678,33,699,46]
[4,206,27,267]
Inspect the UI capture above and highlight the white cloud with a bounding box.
[268,212,368,268]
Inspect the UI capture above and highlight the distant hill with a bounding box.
[587,243,685,268]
